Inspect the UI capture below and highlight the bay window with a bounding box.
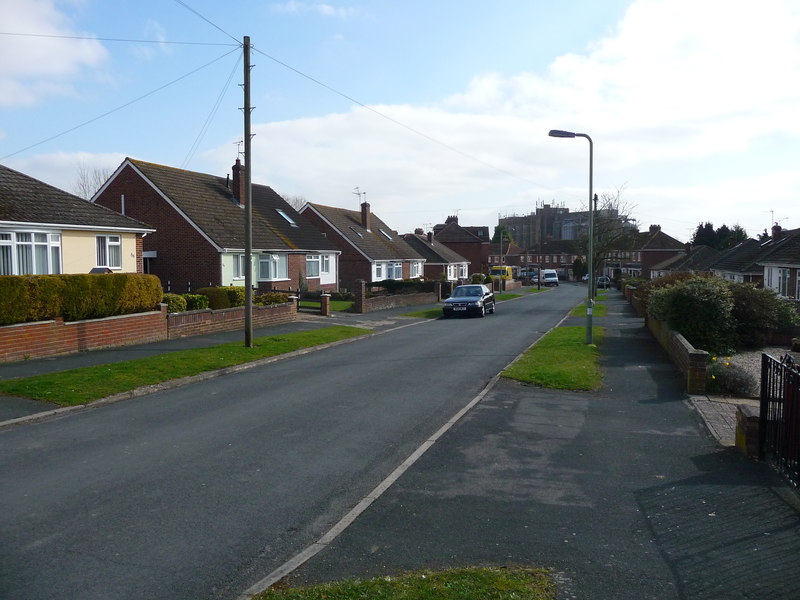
[0,230,61,275]
[258,253,288,281]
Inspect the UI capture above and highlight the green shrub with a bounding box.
[197,287,231,309]
[255,292,289,305]
[637,272,697,312]
[729,283,782,349]
[648,276,735,354]
[182,294,209,311]
[776,298,800,328]
[226,286,246,307]
[162,293,187,313]
[0,274,162,324]
[706,356,758,397]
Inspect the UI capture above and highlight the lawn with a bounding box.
[299,300,354,312]
[256,567,555,600]
[570,302,608,317]
[0,326,367,406]
[502,325,604,390]
[402,308,443,319]
[494,293,523,301]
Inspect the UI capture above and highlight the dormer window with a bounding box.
[276,208,298,227]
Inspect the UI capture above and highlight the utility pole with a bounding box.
[243,36,254,347]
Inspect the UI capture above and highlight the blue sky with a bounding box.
[2,0,799,241]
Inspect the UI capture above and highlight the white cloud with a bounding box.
[271,1,358,19]
[0,0,108,107]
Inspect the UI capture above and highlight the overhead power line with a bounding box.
[0,31,236,46]
[1,48,240,160]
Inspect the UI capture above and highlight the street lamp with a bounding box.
[549,129,594,344]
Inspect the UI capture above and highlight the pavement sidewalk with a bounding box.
[272,289,800,599]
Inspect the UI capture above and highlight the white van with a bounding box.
[542,269,559,287]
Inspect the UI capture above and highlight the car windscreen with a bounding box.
[452,286,481,297]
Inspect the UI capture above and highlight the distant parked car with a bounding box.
[597,276,611,289]
[581,274,589,282]
[442,284,495,318]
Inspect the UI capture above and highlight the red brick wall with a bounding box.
[438,241,487,274]
[167,302,297,338]
[0,307,168,363]
[0,302,298,363]
[95,164,222,293]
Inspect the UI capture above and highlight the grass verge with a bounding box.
[570,302,608,317]
[502,326,604,390]
[494,293,523,301]
[257,567,555,600]
[525,287,546,294]
[0,326,367,406]
[402,308,443,319]
[299,300,354,312]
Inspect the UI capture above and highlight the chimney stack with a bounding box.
[649,224,661,234]
[232,159,245,206]
[427,231,433,244]
[772,223,783,241]
[361,201,371,231]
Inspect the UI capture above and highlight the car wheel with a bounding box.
[478,304,485,317]
[489,301,495,314]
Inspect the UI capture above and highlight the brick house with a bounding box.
[1,163,152,275]
[403,230,469,281]
[433,217,490,275]
[93,158,339,293]
[758,227,800,299]
[300,201,425,291]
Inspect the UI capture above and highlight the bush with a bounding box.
[196,286,247,309]
[182,294,209,311]
[647,276,735,354]
[637,272,697,313]
[255,292,289,305]
[706,356,758,397]
[729,283,781,349]
[0,274,162,324]
[776,298,800,328]
[162,293,187,313]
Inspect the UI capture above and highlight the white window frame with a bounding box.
[320,254,331,274]
[387,262,403,279]
[258,253,288,281]
[0,230,62,275]
[459,264,468,278]
[306,254,320,278]
[96,235,122,269]
[410,261,421,278]
[232,254,246,279]
[375,262,384,280]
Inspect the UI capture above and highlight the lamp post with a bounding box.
[549,129,594,344]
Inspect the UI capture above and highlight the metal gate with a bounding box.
[760,353,800,487]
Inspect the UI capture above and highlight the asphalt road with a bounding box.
[0,284,586,600]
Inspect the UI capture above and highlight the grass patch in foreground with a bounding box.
[258,567,555,600]
[402,308,443,319]
[570,302,608,317]
[0,326,367,406]
[525,287,546,293]
[502,326,604,390]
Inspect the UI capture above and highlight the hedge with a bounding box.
[0,274,163,326]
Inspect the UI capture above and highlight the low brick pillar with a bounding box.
[320,293,331,317]
[288,295,299,313]
[434,280,443,301]
[735,404,760,458]
[354,280,366,314]
[686,348,709,394]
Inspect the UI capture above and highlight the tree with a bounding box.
[690,222,748,249]
[74,162,113,200]
[491,225,514,245]
[574,187,639,280]
[284,195,307,211]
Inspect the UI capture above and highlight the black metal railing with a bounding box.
[760,353,800,487]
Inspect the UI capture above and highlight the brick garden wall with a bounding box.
[0,302,297,364]
[646,314,708,394]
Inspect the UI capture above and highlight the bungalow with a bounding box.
[756,226,800,299]
[650,244,720,279]
[0,163,153,275]
[93,158,340,293]
[710,238,767,285]
[403,230,469,281]
[433,216,490,274]
[300,201,424,291]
